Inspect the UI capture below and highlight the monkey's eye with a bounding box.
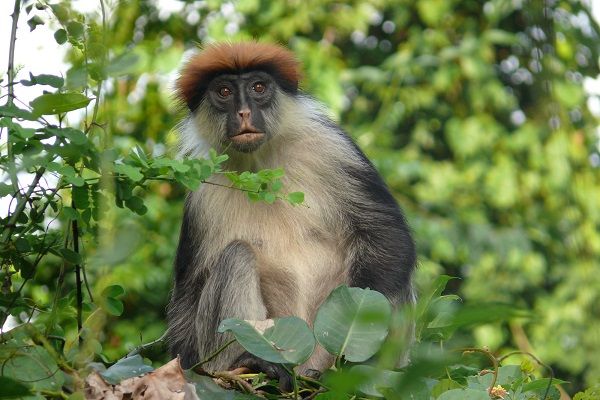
[252,82,266,94]
[218,87,232,98]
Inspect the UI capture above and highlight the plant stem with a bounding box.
[0,168,46,244]
[4,0,22,195]
[126,332,168,357]
[6,0,21,108]
[497,351,555,400]
[461,347,499,394]
[71,200,83,345]
[192,338,236,370]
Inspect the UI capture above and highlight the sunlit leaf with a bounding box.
[30,93,91,116]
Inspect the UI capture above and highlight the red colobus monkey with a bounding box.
[167,42,416,387]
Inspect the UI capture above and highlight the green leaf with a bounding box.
[467,365,522,389]
[437,388,490,400]
[66,67,87,90]
[114,164,144,182]
[101,285,125,298]
[66,175,85,187]
[218,317,316,365]
[72,185,90,209]
[27,15,44,31]
[21,73,64,88]
[263,192,276,204]
[0,376,32,398]
[287,191,304,204]
[103,297,124,316]
[350,365,402,398]
[30,93,91,116]
[14,237,31,252]
[66,21,84,39]
[271,179,283,192]
[106,52,140,76]
[124,196,148,215]
[61,206,79,221]
[313,285,392,362]
[50,3,69,22]
[58,248,82,264]
[0,118,36,139]
[47,127,88,145]
[174,171,201,190]
[522,377,568,392]
[0,344,65,391]
[431,378,463,398]
[0,183,14,197]
[54,28,67,44]
[185,372,259,399]
[99,355,153,384]
[0,104,37,120]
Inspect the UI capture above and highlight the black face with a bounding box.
[206,71,277,153]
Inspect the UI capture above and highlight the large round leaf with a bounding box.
[314,285,392,362]
[218,317,315,365]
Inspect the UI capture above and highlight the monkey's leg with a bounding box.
[196,241,292,390]
[194,240,266,370]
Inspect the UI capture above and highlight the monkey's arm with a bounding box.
[345,164,416,305]
[167,197,207,367]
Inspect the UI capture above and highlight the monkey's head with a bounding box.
[176,42,300,153]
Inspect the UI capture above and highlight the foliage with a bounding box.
[1,0,599,398]
[82,284,569,399]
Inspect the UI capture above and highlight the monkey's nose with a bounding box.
[238,108,251,119]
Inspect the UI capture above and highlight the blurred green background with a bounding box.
[9,0,600,393]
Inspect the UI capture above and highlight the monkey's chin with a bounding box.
[229,132,266,153]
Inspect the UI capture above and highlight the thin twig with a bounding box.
[5,0,20,104]
[71,200,83,345]
[192,338,236,370]
[1,168,46,244]
[4,0,23,195]
[305,388,327,400]
[81,264,94,303]
[213,370,265,398]
[44,221,71,337]
[126,332,168,357]
[460,347,499,395]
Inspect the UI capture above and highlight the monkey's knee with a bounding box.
[208,240,266,320]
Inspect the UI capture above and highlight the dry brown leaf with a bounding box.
[84,358,199,400]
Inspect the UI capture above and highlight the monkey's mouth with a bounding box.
[230,130,265,145]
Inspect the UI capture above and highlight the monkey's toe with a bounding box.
[303,369,322,380]
[231,352,293,392]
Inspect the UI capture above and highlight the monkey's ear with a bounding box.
[176,42,301,110]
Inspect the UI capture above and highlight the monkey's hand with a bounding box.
[230,351,293,392]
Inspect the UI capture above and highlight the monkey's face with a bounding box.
[205,71,278,153]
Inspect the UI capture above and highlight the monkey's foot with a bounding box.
[302,369,322,380]
[231,351,293,392]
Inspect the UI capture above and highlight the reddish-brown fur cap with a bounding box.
[176,42,301,110]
